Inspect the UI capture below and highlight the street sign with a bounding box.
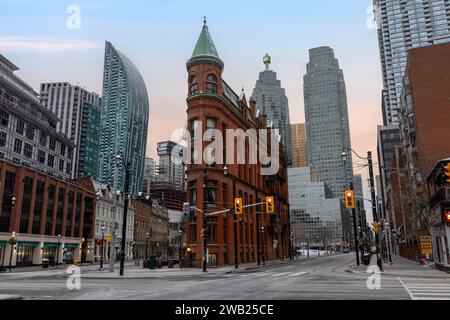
[183,202,190,217]
[420,236,433,255]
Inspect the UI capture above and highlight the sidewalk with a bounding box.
[346,254,450,278]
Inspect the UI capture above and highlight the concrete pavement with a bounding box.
[346,254,450,278]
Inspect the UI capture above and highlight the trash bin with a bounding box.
[168,260,174,268]
[148,255,157,270]
[42,259,50,269]
[361,253,372,266]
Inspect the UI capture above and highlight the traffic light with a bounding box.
[234,198,243,215]
[444,210,450,223]
[443,163,450,184]
[266,196,275,214]
[201,228,206,239]
[373,222,379,234]
[345,190,355,209]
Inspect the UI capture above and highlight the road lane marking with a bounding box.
[271,272,290,277]
[288,272,307,277]
[398,278,415,300]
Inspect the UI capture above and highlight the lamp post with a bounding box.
[261,226,266,264]
[202,171,208,272]
[56,234,61,268]
[178,229,183,268]
[110,153,123,273]
[8,231,16,272]
[145,232,149,261]
[100,226,105,271]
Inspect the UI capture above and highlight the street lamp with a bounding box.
[7,231,16,272]
[56,234,61,268]
[100,225,106,271]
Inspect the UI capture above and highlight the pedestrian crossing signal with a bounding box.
[235,198,243,215]
[266,196,275,214]
[345,190,354,209]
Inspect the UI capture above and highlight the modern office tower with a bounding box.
[156,141,185,191]
[288,167,343,247]
[252,54,292,165]
[377,125,401,218]
[142,157,157,194]
[304,46,354,202]
[99,41,150,194]
[0,54,74,180]
[291,123,308,167]
[0,53,96,267]
[149,142,186,212]
[40,83,101,179]
[375,0,450,125]
[353,174,367,232]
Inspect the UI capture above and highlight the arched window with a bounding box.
[206,74,218,94]
[190,76,198,95]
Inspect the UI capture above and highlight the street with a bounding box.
[1,254,449,300]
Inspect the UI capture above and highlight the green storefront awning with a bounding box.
[64,243,79,249]
[17,242,39,247]
[43,243,59,248]
[0,241,6,247]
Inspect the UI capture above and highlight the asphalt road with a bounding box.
[0,254,448,300]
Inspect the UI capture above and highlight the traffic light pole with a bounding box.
[350,183,360,266]
[119,162,131,276]
[368,151,383,272]
[233,179,238,270]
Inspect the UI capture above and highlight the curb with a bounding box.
[345,266,450,278]
[0,295,24,300]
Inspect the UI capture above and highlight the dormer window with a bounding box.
[206,74,218,94]
[190,76,198,95]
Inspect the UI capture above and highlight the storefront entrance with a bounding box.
[16,242,38,266]
[64,244,79,264]
[0,241,6,270]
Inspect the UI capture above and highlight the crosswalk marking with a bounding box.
[288,272,307,277]
[271,272,291,277]
[232,271,308,279]
[398,278,450,300]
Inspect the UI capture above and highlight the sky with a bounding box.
[0,0,383,219]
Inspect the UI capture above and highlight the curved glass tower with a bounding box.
[99,41,149,193]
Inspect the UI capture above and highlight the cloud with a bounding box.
[0,37,101,53]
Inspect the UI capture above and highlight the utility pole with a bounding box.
[255,194,261,266]
[110,154,120,272]
[350,183,360,266]
[368,151,383,271]
[119,162,131,276]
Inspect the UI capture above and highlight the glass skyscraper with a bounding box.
[99,41,149,193]
[375,0,450,125]
[252,54,292,165]
[304,46,353,202]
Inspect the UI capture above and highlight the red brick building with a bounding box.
[184,20,290,268]
[389,42,450,262]
[0,160,96,267]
